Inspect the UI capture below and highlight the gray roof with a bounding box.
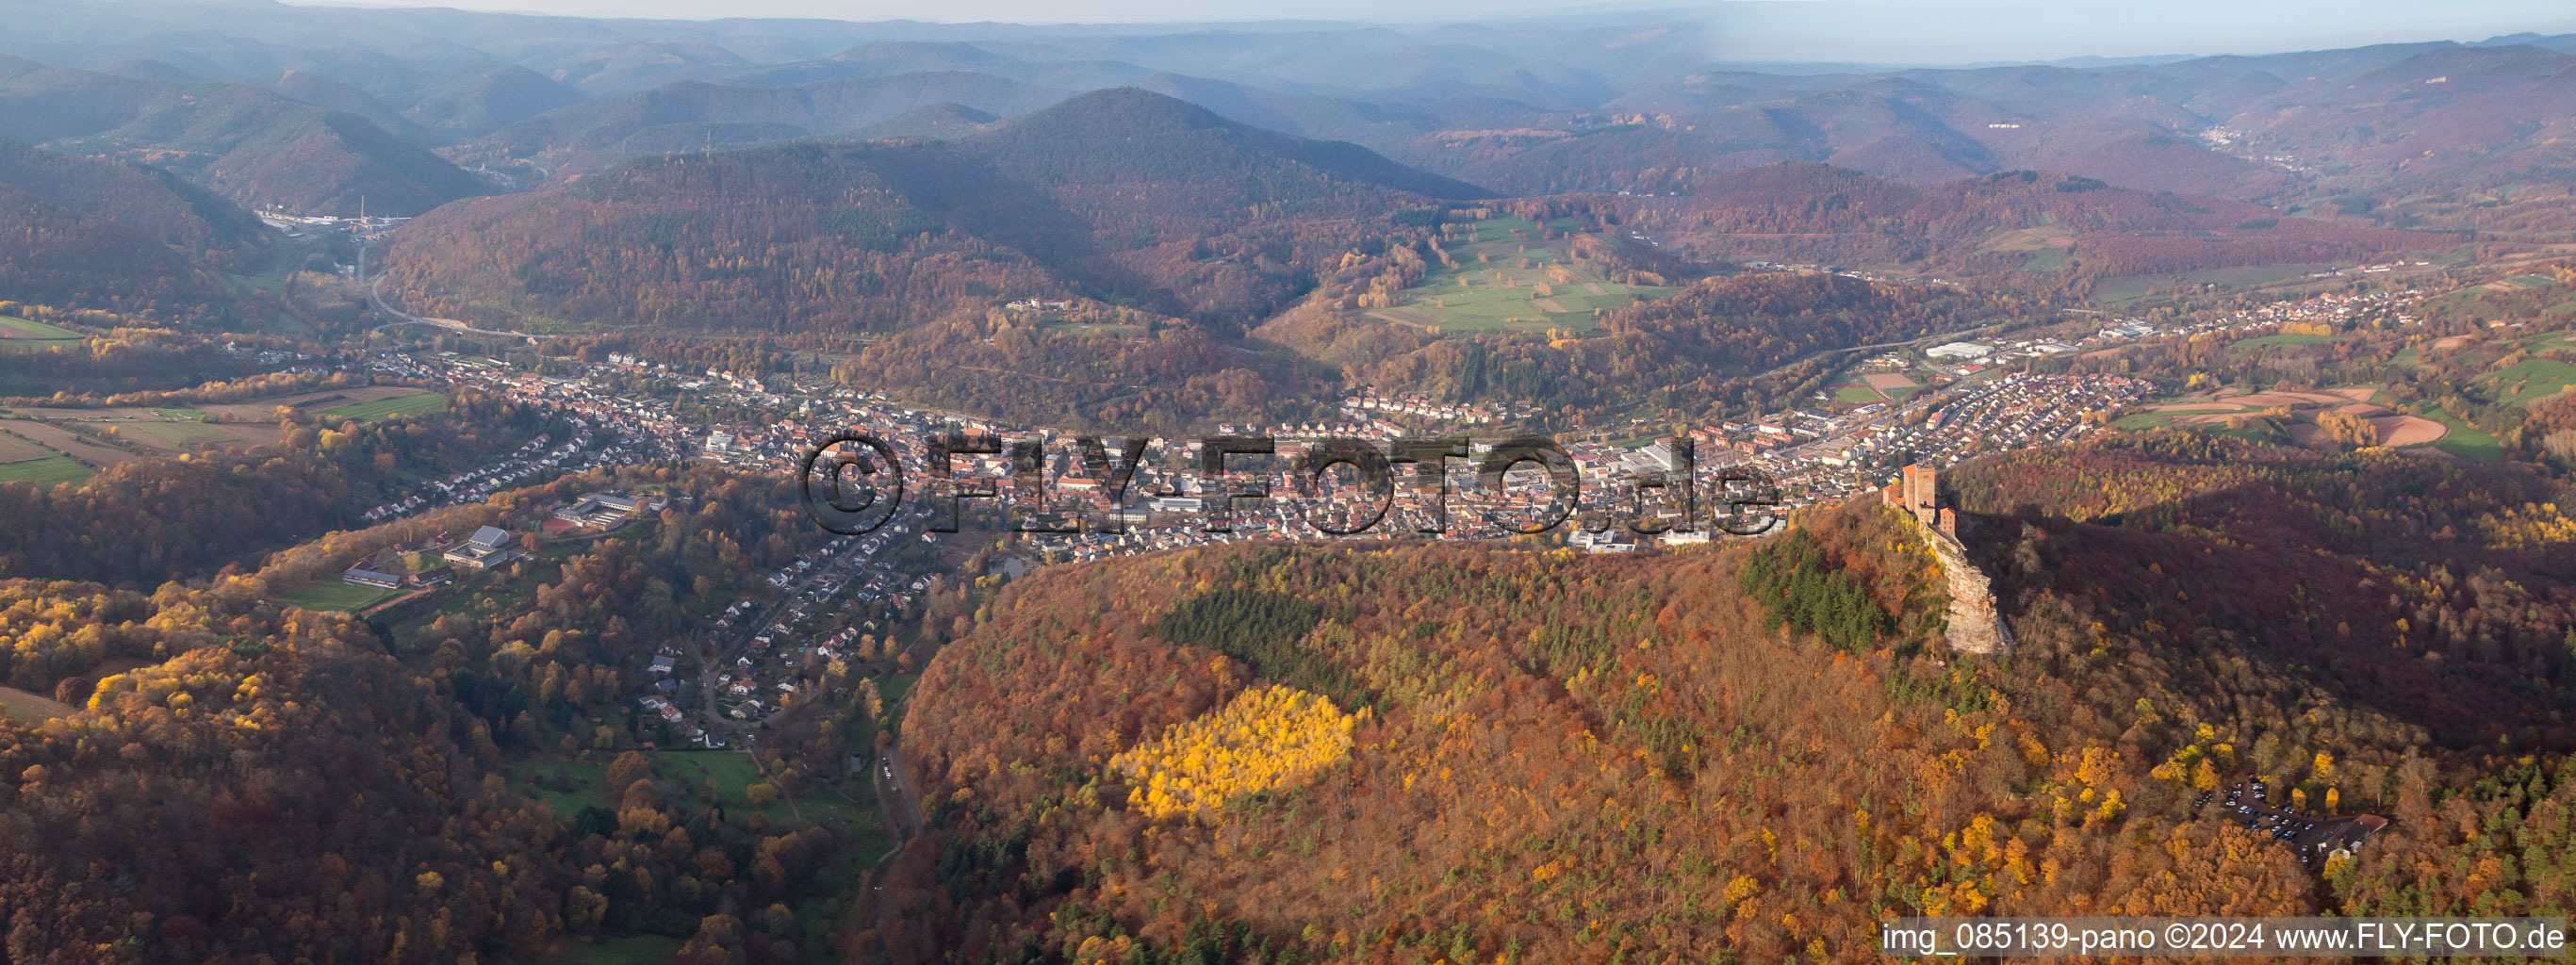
[467,525,510,548]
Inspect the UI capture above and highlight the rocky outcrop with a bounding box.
[1921,523,2013,656]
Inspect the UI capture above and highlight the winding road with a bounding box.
[357,239,537,342]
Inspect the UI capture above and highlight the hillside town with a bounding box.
[284,280,2440,744]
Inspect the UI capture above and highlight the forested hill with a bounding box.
[448,72,1068,175]
[1629,163,2431,291]
[870,445,2575,963]
[0,55,483,214]
[380,89,1482,335]
[0,140,272,319]
[963,88,1488,206]
[0,140,271,269]
[1949,430,2576,745]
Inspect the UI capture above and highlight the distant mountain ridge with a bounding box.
[1625,162,2430,291]
[0,54,482,214]
[451,72,1073,174]
[385,88,1483,335]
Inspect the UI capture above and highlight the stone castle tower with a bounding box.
[1883,464,1956,538]
[1882,463,2008,654]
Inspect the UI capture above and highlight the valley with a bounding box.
[1,4,2576,964]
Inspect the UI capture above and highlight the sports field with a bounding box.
[278,581,403,613]
[1368,216,1678,335]
[315,392,448,421]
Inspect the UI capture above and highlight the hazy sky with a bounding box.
[297,0,2576,64]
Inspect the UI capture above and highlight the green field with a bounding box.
[2207,417,2291,445]
[0,316,84,351]
[315,392,448,421]
[0,455,93,484]
[559,935,682,965]
[1981,223,2075,273]
[513,749,867,826]
[2092,264,2337,306]
[2486,357,2576,406]
[1367,215,1679,335]
[2420,406,2504,461]
[277,581,403,613]
[1834,384,1886,403]
[122,421,244,449]
[2231,333,2347,351]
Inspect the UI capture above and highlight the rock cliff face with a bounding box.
[1922,524,2013,655]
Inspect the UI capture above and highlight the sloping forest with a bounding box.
[0,466,903,964]
[378,90,1473,338]
[871,438,2575,964]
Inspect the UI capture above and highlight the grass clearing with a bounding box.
[1979,223,2076,273]
[119,420,249,450]
[2419,406,2503,461]
[2207,417,2291,445]
[1368,215,1678,335]
[0,455,93,484]
[0,686,77,720]
[2486,357,2576,406]
[1833,384,1886,403]
[511,749,869,826]
[315,392,447,421]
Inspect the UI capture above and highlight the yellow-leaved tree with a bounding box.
[1108,685,1357,820]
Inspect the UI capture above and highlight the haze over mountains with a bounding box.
[7,0,2552,425]
[0,0,2571,231]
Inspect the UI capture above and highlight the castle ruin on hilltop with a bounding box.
[1880,466,2013,656]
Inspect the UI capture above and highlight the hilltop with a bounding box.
[867,443,2576,963]
[384,88,1485,335]
[0,140,274,319]
[451,72,1069,174]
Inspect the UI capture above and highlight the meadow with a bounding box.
[2230,332,2348,351]
[0,454,95,484]
[0,316,84,351]
[316,392,448,421]
[510,748,872,827]
[1369,215,1677,336]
